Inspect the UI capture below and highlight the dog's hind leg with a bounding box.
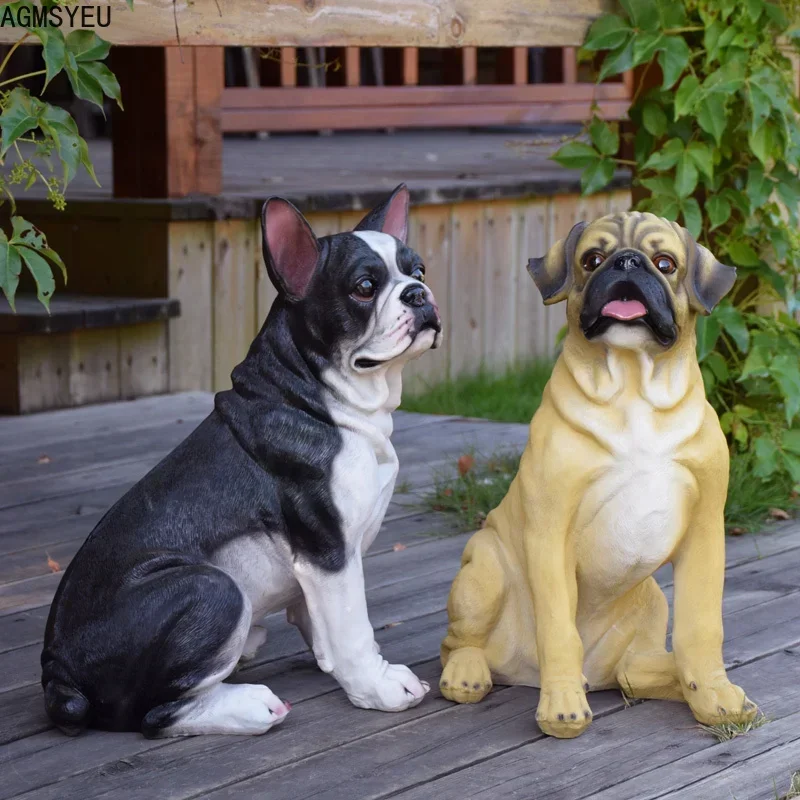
[440,527,515,704]
[138,564,290,738]
[613,578,683,702]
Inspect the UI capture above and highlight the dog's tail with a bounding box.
[44,679,90,736]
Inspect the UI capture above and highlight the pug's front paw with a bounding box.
[440,646,492,704]
[346,663,430,712]
[684,678,757,726]
[536,682,593,738]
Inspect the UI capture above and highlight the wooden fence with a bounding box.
[165,189,630,395]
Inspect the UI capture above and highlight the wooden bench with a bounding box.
[0,295,180,414]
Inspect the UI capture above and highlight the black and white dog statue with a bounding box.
[42,185,442,738]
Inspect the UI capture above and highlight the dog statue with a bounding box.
[42,185,442,738]
[439,211,757,738]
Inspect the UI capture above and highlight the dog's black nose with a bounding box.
[400,283,427,308]
[613,252,642,271]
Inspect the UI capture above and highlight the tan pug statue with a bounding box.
[439,211,758,738]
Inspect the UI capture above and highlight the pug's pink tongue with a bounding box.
[601,299,647,321]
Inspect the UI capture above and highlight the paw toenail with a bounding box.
[689,681,697,691]
[744,701,755,710]
[485,682,491,689]
[718,706,727,715]
[570,713,577,720]
[461,681,469,688]
[557,713,565,721]
[441,680,449,687]
[584,682,589,691]
[284,701,292,711]
[473,683,481,690]
[584,710,591,719]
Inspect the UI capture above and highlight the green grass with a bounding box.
[426,449,521,530]
[412,361,796,535]
[402,361,554,423]
[697,712,769,743]
[776,772,800,800]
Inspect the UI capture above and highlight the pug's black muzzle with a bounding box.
[579,248,677,347]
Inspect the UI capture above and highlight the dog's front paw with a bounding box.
[440,646,492,704]
[536,682,593,739]
[347,663,430,712]
[684,677,757,726]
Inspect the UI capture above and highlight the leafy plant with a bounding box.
[553,0,800,503]
[0,1,123,310]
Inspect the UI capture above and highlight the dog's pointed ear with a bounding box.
[354,184,409,244]
[686,241,737,314]
[261,197,320,301]
[527,221,586,305]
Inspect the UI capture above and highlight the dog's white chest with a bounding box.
[575,401,696,597]
[330,417,398,554]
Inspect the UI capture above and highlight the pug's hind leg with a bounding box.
[440,528,507,704]
[615,578,683,702]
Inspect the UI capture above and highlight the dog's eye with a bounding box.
[352,277,376,300]
[654,253,677,275]
[411,265,426,283]
[581,250,606,271]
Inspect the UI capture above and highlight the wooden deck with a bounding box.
[1,393,799,799]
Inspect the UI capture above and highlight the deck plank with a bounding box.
[1,393,799,800]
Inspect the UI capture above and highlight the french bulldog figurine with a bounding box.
[42,185,442,738]
[439,211,757,738]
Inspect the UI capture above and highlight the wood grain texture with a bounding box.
[516,198,550,361]
[0,1,614,47]
[212,219,257,391]
[118,322,169,400]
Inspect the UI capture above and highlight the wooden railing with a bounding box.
[221,47,632,133]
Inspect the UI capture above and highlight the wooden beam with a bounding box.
[112,47,224,198]
[403,47,419,86]
[497,47,528,85]
[562,46,577,83]
[344,46,361,86]
[462,47,477,85]
[0,1,613,47]
[281,47,298,86]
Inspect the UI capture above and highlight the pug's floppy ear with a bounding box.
[261,197,320,302]
[354,184,409,244]
[687,242,737,315]
[527,221,586,305]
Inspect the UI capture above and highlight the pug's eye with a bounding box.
[581,250,606,272]
[352,277,376,300]
[411,265,426,283]
[654,253,677,275]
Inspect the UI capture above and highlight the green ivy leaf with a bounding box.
[79,61,123,109]
[746,162,773,208]
[696,93,727,145]
[748,83,772,133]
[0,233,22,312]
[632,32,664,67]
[781,451,800,484]
[704,61,746,95]
[643,138,684,171]
[642,101,668,137]
[659,36,691,89]
[639,175,677,195]
[0,87,43,156]
[740,344,770,379]
[721,187,750,217]
[748,121,774,165]
[705,350,730,381]
[783,429,800,455]
[770,353,800,424]
[65,29,111,62]
[685,142,714,180]
[620,0,660,31]
[715,302,750,352]
[634,127,655,164]
[681,196,702,237]
[589,118,619,156]
[583,14,632,51]
[676,153,699,198]
[551,141,601,169]
[696,313,722,361]
[580,158,615,196]
[674,74,701,118]
[753,437,780,478]
[31,26,67,89]
[65,54,105,110]
[727,240,762,267]
[17,246,56,310]
[706,195,731,230]
[598,37,635,82]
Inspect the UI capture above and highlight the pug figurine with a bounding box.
[439,211,758,738]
